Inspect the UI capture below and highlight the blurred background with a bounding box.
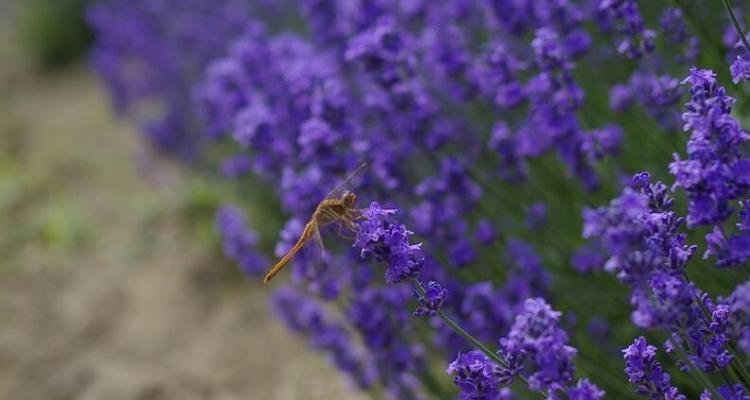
[0,1,362,399]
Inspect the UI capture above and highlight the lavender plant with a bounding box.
[88,0,750,398]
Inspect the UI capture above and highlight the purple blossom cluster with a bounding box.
[87,0,255,158]
[413,280,447,317]
[271,287,374,389]
[347,285,426,398]
[438,239,550,349]
[672,68,750,228]
[446,351,508,400]
[598,0,655,59]
[580,65,750,397]
[215,204,267,276]
[731,282,750,356]
[355,202,424,284]
[671,68,750,268]
[448,298,604,399]
[582,172,740,380]
[623,336,685,400]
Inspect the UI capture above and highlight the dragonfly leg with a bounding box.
[349,208,364,220]
[339,228,356,240]
[335,221,353,239]
[312,225,326,259]
[318,206,341,226]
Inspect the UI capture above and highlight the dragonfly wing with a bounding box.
[325,162,369,200]
[312,225,326,259]
[289,227,327,278]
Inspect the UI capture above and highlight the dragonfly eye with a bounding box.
[343,192,357,207]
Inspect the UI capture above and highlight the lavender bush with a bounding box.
[89,0,750,398]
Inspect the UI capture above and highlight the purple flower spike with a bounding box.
[731,282,750,355]
[567,379,606,400]
[525,202,548,230]
[700,384,750,400]
[475,219,498,246]
[215,204,267,276]
[272,287,374,389]
[623,336,686,400]
[660,7,699,64]
[447,350,501,400]
[504,298,577,392]
[413,280,447,317]
[355,202,424,283]
[731,55,750,84]
[672,68,750,228]
[671,67,750,267]
[599,0,656,59]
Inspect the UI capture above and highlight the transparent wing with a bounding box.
[295,227,327,277]
[312,225,326,259]
[325,162,369,200]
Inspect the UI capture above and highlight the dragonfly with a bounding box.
[262,163,368,283]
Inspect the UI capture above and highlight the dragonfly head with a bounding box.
[342,191,357,208]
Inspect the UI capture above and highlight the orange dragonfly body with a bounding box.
[262,164,366,283]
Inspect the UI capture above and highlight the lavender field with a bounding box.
[3,0,750,399]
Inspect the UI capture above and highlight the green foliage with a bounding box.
[16,0,92,69]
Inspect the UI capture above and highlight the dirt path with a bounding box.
[0,64,365,400]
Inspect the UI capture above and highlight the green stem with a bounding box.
[725,360,746,389]
[722,0,750,55]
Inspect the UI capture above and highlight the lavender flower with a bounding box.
[215,204,267,276]
[730,55,750,83]
[355,202,424,283]
[664,294,734,373]
[598,0,656,59]
[446,350,501,400]
[87,0,252,157]
[582,173,696,301]
[489,122,527,183]
[701,384,750,400]
[345,16,415,89]
[523,27,619,191]
[470,41,527,110]
[669,67,750,267]
[566,379,606,400]
[611,71,682,128]
[584,173,737,376]
[348,285,425,397]
[731,282,750,355]
[475,219,498,246]
[501,298,577,393]
[525,202,548,230]
[704,226,750,269]
[671,68,750,229]
[413,280,447,317]
[271,287,374,389]
[572,243,606,273]
[220,154,252,177]
[659,7,699,64]
[460,282,512,344]
[622,336,686,400]
[412,157,482,245]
